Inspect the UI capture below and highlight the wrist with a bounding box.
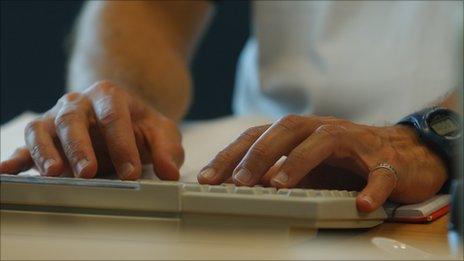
[396,107,462,192]
[389,124,448,173]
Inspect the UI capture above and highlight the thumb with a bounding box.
[0,147,34,174]
[356,168,398,212]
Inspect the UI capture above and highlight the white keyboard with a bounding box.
[0,174,386,228]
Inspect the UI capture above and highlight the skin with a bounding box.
[0,1,212,180]
[68,1,213,120]
[198,91,459,212]
[0,1,460,213]
[0,81,185,180]
[197,115,449,212]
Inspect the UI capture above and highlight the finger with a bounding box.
[269,124,344,188]
[233,115,322,186]
[24,119,65,176]
[260,156,286,186]
[89,82,142,180]
[54,93,98,178]
[0,147,34,174]
[197,125,270,185]
[356,168,397,212]
[141,116,184,181]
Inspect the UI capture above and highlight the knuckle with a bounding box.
[160,118,181,138]
[90,80,118,94]
[241,126,265,141]
[320,115,347,124]
[24,120,43,136]
[213,148,237,165]
[289,148,308,163]
[382,146,401,163]
[62,140,86,162]
[323,115,338,121]
[29,142,46,160]
[276,114,304,131]
[42,110,56,119]
[248,144,268,160]
[93,93,124,127]
[162,118,176,129]
[13,147,27,155]
[97,104,121,127]
[61,92,82,103]
[306,116,325,127]
[54,109,80,129]
[315,124,347,138]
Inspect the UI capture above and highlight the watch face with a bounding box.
[428,112,461,138]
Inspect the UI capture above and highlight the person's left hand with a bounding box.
[197,115,448,212]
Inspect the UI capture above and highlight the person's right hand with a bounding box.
[0,81,184,180]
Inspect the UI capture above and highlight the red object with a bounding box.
[389,204,450,223]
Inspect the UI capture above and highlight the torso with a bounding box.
[233,1,462,125]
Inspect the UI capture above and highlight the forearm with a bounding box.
[67,1,213,120]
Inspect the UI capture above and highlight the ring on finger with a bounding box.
[370,162,399,187]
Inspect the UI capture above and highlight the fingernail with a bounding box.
[362,195,373,206]
[171,159,180,169]
[234,168,252,185]
[272,171,289,185]
[200,168,216,180]
[121,163,134,179]
[171,156,182,168]
[43,159,56,172]
[76,158,89,176]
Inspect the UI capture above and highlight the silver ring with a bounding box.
[370,162,399,186]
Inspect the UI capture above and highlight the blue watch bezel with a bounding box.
[397,106,462,166]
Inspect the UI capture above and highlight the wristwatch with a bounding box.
[397,106,462,179]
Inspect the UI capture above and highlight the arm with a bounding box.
[67,1,214,120]
[0,1,215,180]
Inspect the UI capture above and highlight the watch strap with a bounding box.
[397,107,462,186]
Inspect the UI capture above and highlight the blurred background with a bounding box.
[0,0,250,124]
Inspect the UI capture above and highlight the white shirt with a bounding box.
[233,1,462,125]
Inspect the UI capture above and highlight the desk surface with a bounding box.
[1,209,462,260]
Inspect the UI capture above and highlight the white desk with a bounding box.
[1,113,462,260]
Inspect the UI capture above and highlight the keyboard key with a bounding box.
[321,190,332,197]
[208,186,228,193]
[252,187,265,194]
[234,187,254,195]
[260,187,277,194]
[277,189,290,196]
[289,189,306,197]
[306,190,317,197]
[183,184,202,192]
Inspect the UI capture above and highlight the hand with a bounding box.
[198,115,448,212]
[0,81,184,180]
